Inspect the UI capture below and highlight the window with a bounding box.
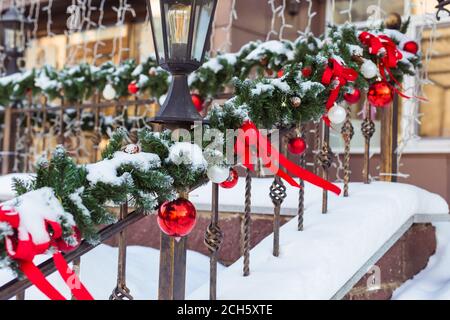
[330,0,404,25]
[418,23,450,138]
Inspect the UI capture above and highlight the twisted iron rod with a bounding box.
[110,201,133,300]
[298,125,306,231]
[362,104,375,184]
[341,105,354,197]
[205,183,223,299]
[243,169,252,276]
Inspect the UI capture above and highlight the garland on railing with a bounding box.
[0,18,423,300]
[207,21,421,130]
[0,126,218,299]
[0,21,419,113]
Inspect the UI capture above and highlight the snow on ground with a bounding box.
[189,182,448,300]
[0,244,222,300]
[393,222,450,300]
[190,178,324,215]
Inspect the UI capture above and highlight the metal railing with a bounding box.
[0,89,399,300]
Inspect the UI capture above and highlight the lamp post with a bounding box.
[147,0,218,124]
[147,0,218,300]
[0,6,30,75]
[0,6,31,175]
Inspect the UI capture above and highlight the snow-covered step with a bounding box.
[188,182,449,300]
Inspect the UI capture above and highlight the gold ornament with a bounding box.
[290,96,302,108]
[259,56,269,66]
[351,54,364,65]
[384,12,402,30]
[149,67,157,76]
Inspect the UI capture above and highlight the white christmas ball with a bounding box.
[103,84,116,100]
[361,59,378,79]
[207,166,230,184]
[159,94,167,105]
[328,105,347,124]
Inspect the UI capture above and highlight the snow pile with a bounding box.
[86,151,161,185]
[189,182,448,300]
[0,244,222,300]
[393,222,450,300]
[245,40,295,62]
[167,142,207,171]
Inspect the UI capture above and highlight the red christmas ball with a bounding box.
[368,81,393,107]
[191,94,204,112]
[403,41,419,55]
[277,69,284,78]
[288,137,306,155]
[128,82,139,95]
[157,198,197,238]
[220,168,239,189]
[344,88,361,104]
[56,227,81,253]
[302,66,312,78]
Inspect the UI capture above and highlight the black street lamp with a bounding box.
[147,0,218,124]
[0,6,31,75]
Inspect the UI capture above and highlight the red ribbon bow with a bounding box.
[0,205,93,300]
[358,31,426,102]
[321,58,359,110]
[236,121,341,196]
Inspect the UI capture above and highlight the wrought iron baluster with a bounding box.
[70,257,81,300]
[204,183,223,299]
[58,100,66,146]
[341,105,354,197]
[15,291,25,300]
[92,104,102,163]
[298,125,306,231]
[24,109,32,173]
[319,123,333,214]
[362,104,375,184]
[314,121,321,175]
[129,96,139,144]
[41,97,49,158]
[243,169,252,275]
[110,201,133,300]
[270,138,287,260]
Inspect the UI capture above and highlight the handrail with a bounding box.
[0,210,146,300]
[8,98,157,114]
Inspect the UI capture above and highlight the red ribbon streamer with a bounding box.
[236,121,341,196]
[321,58,358,110]
[0,206,94,300]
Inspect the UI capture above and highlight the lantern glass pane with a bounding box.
[165,1,192,59]
[150,0,166,61]
[4,28,18,51]
[191,0,214,62]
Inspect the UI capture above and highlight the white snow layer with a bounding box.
[86,151,161,185]
[188,182,448,300]
[2,188,75,245]
[0,244,222,300]
[167,142,207,170]
[393,222,450,300]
